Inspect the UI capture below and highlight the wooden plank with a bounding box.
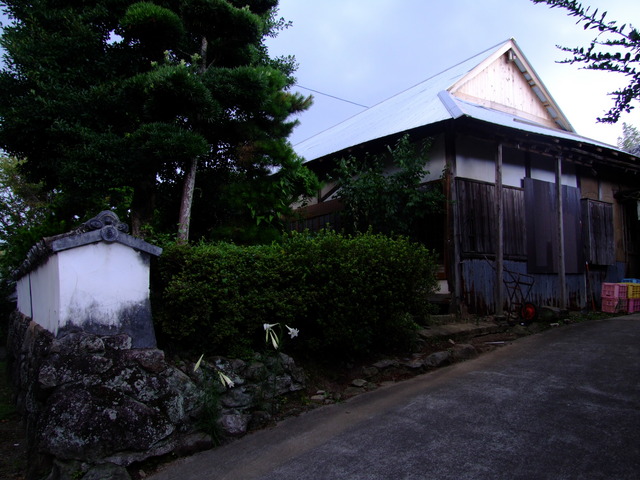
[457,180,495,254]
[582,199,615,266]
[562,184,584,273]
[525,178,557,273]
[457,178,525,258]
[503,188,526,256]
[294,199,343,218]
[452,53,559,129]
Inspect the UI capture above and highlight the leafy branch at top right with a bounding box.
[532,0,639,123]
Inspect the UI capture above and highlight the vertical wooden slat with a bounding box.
[556,155,567,308]
[582,199,615,266]
[561,186,584,273]
[503,188,525,256]
[457,179,525,258]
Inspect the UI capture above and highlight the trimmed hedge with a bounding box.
[153,231,438,360]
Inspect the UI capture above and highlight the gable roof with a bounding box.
[14,211,162,280]
[295,38,614,163]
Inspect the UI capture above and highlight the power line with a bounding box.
[296,84,369,109]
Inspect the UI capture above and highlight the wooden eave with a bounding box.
[305,115,640,179]
[455,116,640,174]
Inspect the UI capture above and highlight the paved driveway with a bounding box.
[150,316,640,480]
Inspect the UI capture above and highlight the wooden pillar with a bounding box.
[445,123,461,313]
[556,154,567,308]
[495,142,504,315]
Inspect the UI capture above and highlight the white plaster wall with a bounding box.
[375,134,447,182]
[16,274,32,319]
[57,242,150,331]
[456,137,501,184]
[17,256,61,334]
[423,134,447,183]
[529,153,578,187]
[502,148,527,187]
[437,279,450,294]
[456,136,578,188]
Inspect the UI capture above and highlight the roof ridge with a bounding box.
[396,38,513,99]
[294,39,513,147]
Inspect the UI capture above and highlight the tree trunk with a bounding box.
[130,174,156,237]
[176,36,208,244]
[177,156,198,244]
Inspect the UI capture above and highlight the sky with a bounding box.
[0,1,638,149]
[265,0,640,148]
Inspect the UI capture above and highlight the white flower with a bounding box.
[285,325,299,339]
[267,329,280,349]
[264,323,280,349]
[193,353,204,372]
[193,354,234,388]
[217,371,235,389]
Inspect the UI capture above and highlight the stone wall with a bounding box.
[7,311,203,479]
[6,311,305,480]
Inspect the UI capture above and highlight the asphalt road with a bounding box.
[149,315,640,480]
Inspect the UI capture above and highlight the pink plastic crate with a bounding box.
[602,298,627,313]
[628,299,640,313]
[601,283,628,299]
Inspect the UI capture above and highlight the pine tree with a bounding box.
[0,0,315,241]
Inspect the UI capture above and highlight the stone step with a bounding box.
[417,321,508,341]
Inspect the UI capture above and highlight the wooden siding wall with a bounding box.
[290,212,342,233]
[582,199,615,266]
[623,201,640,277]
[461,259,588,313]
[457,176,627,314]
[289,200,343,232]
[457,178,525,257]
[523,178,583,274]
[455,176,624,314]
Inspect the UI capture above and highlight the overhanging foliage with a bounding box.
[532,0,640,123]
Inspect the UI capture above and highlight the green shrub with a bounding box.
[153,231,438,361]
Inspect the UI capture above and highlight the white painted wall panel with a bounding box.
[529,153,578,187]
[456,137,496,184]
[423,134,447,183]
[16,274,32,319]
[57,242,149,331]
[456,137,578,188]
[502,148,526,188]
[20,256,61,334]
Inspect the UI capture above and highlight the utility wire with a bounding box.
[296,84,369,109]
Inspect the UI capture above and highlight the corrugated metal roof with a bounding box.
[294,38,618,162]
